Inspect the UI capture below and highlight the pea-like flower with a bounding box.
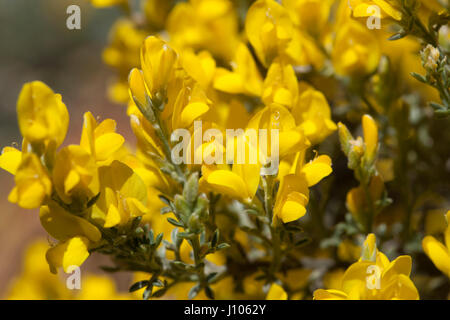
[314,234,419,300]
[348,0,402,21]
[423,211,450,278]
[8,153,52,209]
[16,81,69,148]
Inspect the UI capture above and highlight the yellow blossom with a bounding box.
[247,104,310,159]
[273,174,309,223]
[141,36,178,100]
[167,0,239,61]
[91,160,148,228]
[0,146,22,175]
[422,211,450,278]
[199,133,262,203]
[8,153,52,209]
[262,60,298,109]
[16,81,69,148]
[266,283,288,300]
[348,0,402,21]
[214,43,263,97]
[53,145,100,206]
[291,87,337,145]
[245,0,295,67]
[80,112,125,165]
[40,201,101,243]
[283,0,334,36]
[46,236,91,274]
[314,234,419,300]
[332,20,381,77]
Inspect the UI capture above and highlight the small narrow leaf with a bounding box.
[129,280,149,292]
[188,284,201,300]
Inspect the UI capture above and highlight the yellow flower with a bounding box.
[8,153,52,209]
[314,234,420,300]
[214,43,263,97]
[362,114,379,162]
[273,174,309,223]
[40,201,101,243]
[129,61,210,133]
[338,114,379,169]
[262,60,298,109]
[53,145,100,206]
[167,0,239,61]
[181,49,216,90]
[291,86,337,145]
[16,81,69,148]
[274,151,332,223]
[348,0,402,21]
[283,0,334,36]
[247,104,310,159]
[140,36,178,100]
[199,133,262,203]
[422,211,450,278]
[0,146,22,175]
[46,236,90,274]
[171,77,211,130]
[332,20,380,77]
[80,112,125,165]
[245,0,296,67]
[291,151,333,187]
[266,283,288,300]
[91,160,148,228]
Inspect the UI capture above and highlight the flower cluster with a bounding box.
[1,0,450,300]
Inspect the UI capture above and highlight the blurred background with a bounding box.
[0,0,136,297]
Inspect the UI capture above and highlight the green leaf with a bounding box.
[87,192,101,208]
[158,195,171,205]
[152,288,167,298]
[206,272,218,283]
[217,243,230,250]
[143,285,153,300]
[148,229,155,245]
[211,229,219,248]
[294,238,310,247]
[160,206,172,215]
[204,286,215,300]
[129,280,149,292]
[388,31,407,41]
[177,231,193,239]
[167,217,184,227]
[410,72,427,84]
[188,284,201,300]
[153,279,164,288]
[154,233,163,247]
[183,172,199,208]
